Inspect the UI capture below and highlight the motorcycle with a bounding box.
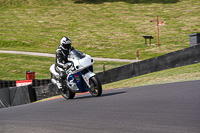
[50,49,102,99]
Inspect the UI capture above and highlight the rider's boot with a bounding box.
[57,76,66,90]
[56,81,62,90]
[51,78,62,90]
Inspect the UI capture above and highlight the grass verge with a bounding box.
[0,0,200,60]
[0,53,128,80]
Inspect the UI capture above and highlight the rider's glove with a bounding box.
[63,64,70,69]
[63,63,72,69]
[71,46,74,50]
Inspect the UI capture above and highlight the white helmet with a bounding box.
[60,37,71,50]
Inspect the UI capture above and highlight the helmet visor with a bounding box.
[63,44,71,49]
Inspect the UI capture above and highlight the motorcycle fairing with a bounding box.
[50,64,59,79]
[69,72,89,92]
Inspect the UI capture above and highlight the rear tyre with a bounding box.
[59,80,76,99]
[89,76,102,97]
[60,89,75,99]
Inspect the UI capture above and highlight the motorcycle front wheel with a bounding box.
[89,76,102,97]
[60,89,75,99]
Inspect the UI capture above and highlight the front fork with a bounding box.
[82,71,95,88]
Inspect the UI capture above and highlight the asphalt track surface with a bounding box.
[0,80,200,133]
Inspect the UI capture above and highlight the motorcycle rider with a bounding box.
[54,37,74,89]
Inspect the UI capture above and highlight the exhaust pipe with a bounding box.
[51,78,57,85]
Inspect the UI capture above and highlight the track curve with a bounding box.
[0,80,200,133]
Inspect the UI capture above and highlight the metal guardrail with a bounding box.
[0,85,36,108]
[0,79,51,89]
[96,44,200,84]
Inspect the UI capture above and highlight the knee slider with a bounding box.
[60,71,66,79]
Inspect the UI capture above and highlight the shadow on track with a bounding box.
[73,0,179,4]
[75,91,126,99]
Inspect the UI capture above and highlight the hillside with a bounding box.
[0,0,199,60]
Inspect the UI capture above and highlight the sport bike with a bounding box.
[50,49,102,99]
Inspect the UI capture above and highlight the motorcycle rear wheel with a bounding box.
[60,89,75,99]
[89,76,102,97]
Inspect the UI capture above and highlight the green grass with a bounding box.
[0,0,200,60]
[0,53,54,80]
[0,53,128,80]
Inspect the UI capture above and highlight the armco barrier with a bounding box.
[32,79,51,87]
[34,83,59,101]
[0,80,16,89]
[0,85,36,108]
[96,44,200,85]
[9,86,31,106]
[0,79,51,89]
[0,87,11,108]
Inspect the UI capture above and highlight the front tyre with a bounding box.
[60,89,75,99]
[89,76,102,97]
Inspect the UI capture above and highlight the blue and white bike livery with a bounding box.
[50,49,102,99]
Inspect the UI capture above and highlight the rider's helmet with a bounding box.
[60,37,71,50]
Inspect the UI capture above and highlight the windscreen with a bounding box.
[68,49,85,60]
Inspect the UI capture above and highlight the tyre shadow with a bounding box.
[73,0,179,4]
[75,91,126,99]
